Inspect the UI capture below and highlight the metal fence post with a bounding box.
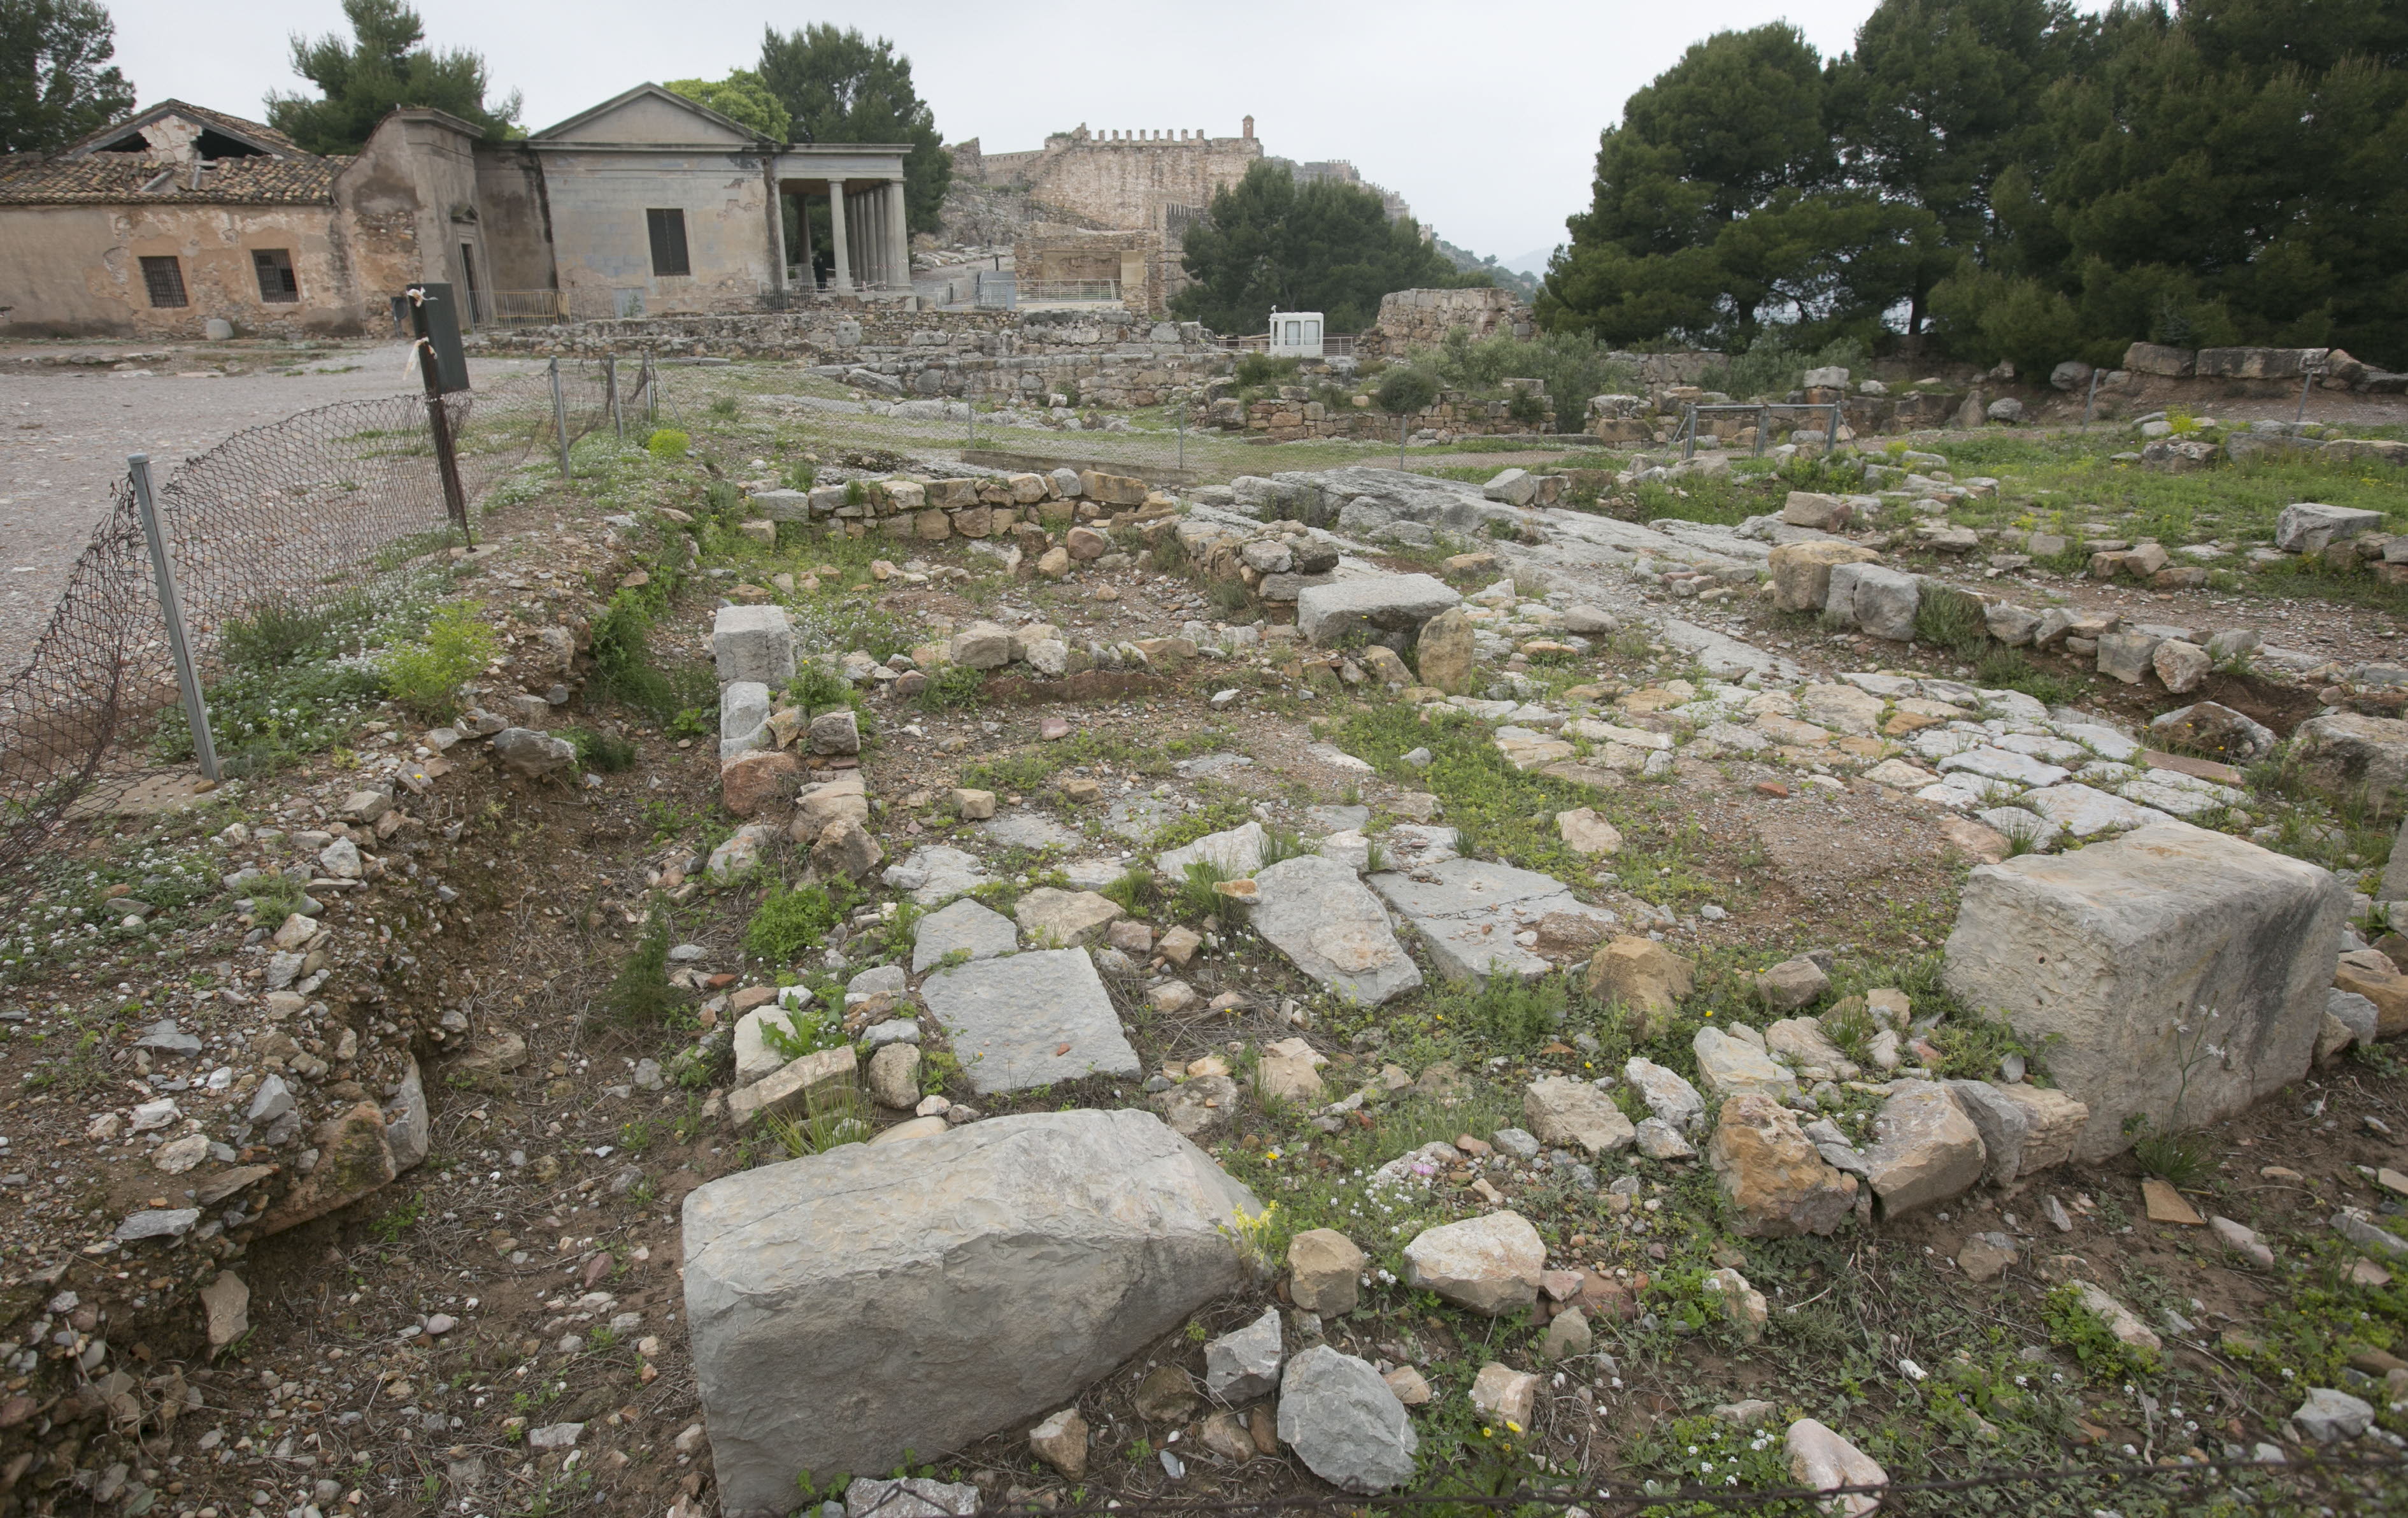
[1178,405,1185,472]
[2297,366,2316,426]
[607,353,622,442]
[127,454,218,783]
[1398,413,1407,470]
[1681,404,1697,461]
[1755,402,1767,457]
[2083,368,2101,427]
[645,355,658,427]
[548,357,572,479]
[1828,398,1843,448]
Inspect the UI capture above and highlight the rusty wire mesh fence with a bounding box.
[0,356,663,885]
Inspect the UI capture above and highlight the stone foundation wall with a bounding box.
[746,466,1181,548]
[464,308,1236,407]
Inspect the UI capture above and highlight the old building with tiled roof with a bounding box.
[0,89,917,339]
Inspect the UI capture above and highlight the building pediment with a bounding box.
[530,84,766,148]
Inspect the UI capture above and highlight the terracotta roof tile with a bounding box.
[0,153,346,206]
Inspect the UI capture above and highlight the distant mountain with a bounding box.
[1433,238,1539,300]
[1502,247,1559,278]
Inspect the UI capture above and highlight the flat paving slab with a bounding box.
[1371,857,1617,982]
[916,948,1141,1094]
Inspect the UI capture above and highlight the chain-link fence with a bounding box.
[0,357,658,885]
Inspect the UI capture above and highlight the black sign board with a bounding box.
[406,283,471,394]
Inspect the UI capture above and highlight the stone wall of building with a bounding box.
[963,124,1263,238]
[1364,287,1534,354]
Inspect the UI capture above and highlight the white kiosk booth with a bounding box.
[1267,310,1325,359]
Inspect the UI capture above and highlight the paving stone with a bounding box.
[1276,1345,1418,1494]
[1157,820,1265,879]
[1014,889,1125,949]
[911,897,1020,973]
[884,845,992,905]
[1295,574,1461,648]
[2013,784,2173,837]
[1248,854,1421,1006]
[917,949,1141,1095]
[1370,858,1617,982]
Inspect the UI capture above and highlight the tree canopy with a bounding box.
[664,71,789,142]
[1539,0,2408,369]
[0,0,134,154]
[757,25,948,234]
[1171,161,1486,335]
[264,0,520,155]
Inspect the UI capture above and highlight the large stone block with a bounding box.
[1767,541,1879,613]
[2274,502,2387,554]
[1295,573,1461,648]
[1078,469,1148,506]
[1416,606,1476,694]
[1859,1080,1986,1215]
[713,605,795,687]
[683,1110,1257,1515]
[2292,711,2408,810]
[1825,562,1919,640]
[2123,341,2195,377]
[1708,1094,1856,1237]
[1940,822,2346,1161]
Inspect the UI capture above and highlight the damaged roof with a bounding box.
[0,153,348,206]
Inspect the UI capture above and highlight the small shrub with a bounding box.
[645,428,691,459]
[707,396,740,420]
[1148,531,1188,575]
[380,601,497,720]
[601,922,679,1028]
[764,1081,874,1158]
[1914,584,1991,657]
[1100,866,1158,915]
[915,664,988,712]
[745,881,850,963]
[1373,364,1440,416]
[566,727,638,773]
[1176,859,1238,920]
[783,459,817,492]
[1233,352,1301,388]
[787,662,856,713]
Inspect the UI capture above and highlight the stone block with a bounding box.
[2123,342,2194,376]
[683,1110,1255,1511]
[1296,574,1462,648]
[1400,1210,1544,1314]
[2274,502,2387,554]
[751,489,811,521]
[713,605,795,687]
[1860,1080,1986,1214]
[1826,562,1919,640]
[2095,631,2163,685]
[2293,712,2408,810]
[1941,822,2346,1161]
[1078,469,1148,506]
[1768,541,1880,613]
[1415,606,1476,694]
[1779,492,1852,530]
[1709,1094,1856,1237]
[1523,1075,1635,1155]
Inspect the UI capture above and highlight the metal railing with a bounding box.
[1216,333,1362,359]
[467,289,570,328]
[1677,399,1844,459]
[1018,279,1121,303]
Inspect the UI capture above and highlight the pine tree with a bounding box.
[0,0,134,153]
[264,0,519,154]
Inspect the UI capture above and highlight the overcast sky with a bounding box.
[105,0,2111,270]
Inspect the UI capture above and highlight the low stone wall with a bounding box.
[1586,386,1969,446]
[2123,341,2405,392]
[1220,387,1553,442]
[464,308,1236,408]
[744,466,1179,550]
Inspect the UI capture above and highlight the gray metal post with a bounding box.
[548,357,572,479]
[1178,403,1185,471]
[607,353,622,442]
[1399,413,1407,470]
[128,454,218,782]
[2297,367,2316,426]
[1828,398,1842,448]
[644,355,658,427]
[2083,367,2100,427]
[1755,403,1767,457]
[1681,404,1697,461]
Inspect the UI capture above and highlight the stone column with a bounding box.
[885,180,911,294]
[862,187,884,287]
[825,180,852,292]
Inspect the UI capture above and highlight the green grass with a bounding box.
[744,881,853,964]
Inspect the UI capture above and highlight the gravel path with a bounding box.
[0,341,540,677]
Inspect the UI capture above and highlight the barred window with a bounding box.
[253,249,299,303]
[646,208,690,277]
[139,255,187,308]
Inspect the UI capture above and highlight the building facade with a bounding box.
[0,87,911,338]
